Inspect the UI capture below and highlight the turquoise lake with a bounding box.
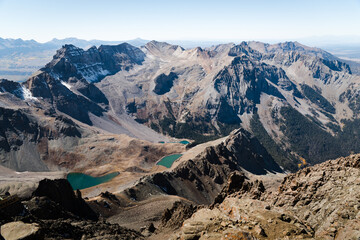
[156,154,183,168]
[158,141,190,145]
[67,172,119,190]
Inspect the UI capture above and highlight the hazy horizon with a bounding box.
[1,0,359,45]
[2,35,360,49]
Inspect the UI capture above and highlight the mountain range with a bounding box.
[1,40,360,172]
[1,39,360,239]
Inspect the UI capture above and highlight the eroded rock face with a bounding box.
[173,154,360,240]
[272,154,360,239]
[158,201,200,231]
[213,55,291,118]
[212,172,265,207]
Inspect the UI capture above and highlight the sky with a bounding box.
[0,0,360,44]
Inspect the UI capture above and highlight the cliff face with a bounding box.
[211,55,296,121]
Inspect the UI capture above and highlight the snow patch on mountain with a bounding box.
[21,86,38,101]
[61,81,72,89]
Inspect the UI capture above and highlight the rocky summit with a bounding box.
[173,154,360,240]
[1,39,360,240]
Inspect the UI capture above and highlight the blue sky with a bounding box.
[0,0,359,43]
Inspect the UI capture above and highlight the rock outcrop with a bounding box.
[0,179,143,240]
[172,154,360,240]
[158,201,200,231]
[32,179,97,220]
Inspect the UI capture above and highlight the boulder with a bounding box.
[0,221,41,240]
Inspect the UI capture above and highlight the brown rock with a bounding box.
[1,221,41,240]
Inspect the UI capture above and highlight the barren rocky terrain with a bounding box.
[171,154,360,240]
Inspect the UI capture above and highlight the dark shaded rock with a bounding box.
[153,72,178,95]
[159,201,199,230]
[74,79,109,105]
[151,173,178,195]
[54,115,81,137]
[24,72,105,125]
[24,196,75,220]
[0,79,23,99]
[0,107,39,153]
[212,172,265,206]
[216,97,241,124]
[321,58,351,73]
[32,179,98,220]
[213,55,287,118]
[0,195,25,221]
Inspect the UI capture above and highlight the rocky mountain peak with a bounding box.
[228,42,262,59]
[145,40,173,49]
[43,43,145,83]
[60,44,85,56]
[144,40,184,57]
[98,42,146,64]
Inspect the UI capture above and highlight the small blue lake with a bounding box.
[158,141,190,145]
[67,172,119,190]
[156,154,183,168]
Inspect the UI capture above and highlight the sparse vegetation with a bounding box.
[250,113,298,171]
[301,84,335,114]
[280,106,360,164]
[280,106,340,164]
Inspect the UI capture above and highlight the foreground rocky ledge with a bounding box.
[0,179,143,240]
[1,153,359,239]
[171,154,360,240]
